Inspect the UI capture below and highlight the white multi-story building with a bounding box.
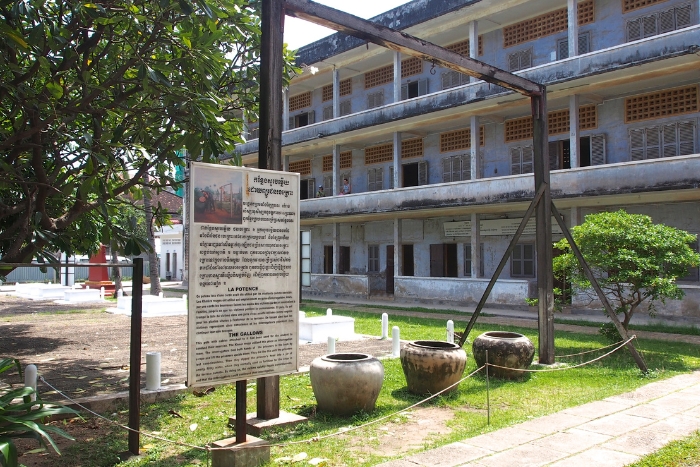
[235,0,700,317]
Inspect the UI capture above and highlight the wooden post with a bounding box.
[128,258,143,455]
[532,93,555,365]
[256,0,284,421]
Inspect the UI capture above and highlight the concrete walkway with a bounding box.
[377,371,700,467]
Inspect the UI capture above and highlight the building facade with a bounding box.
[235,0,700,317]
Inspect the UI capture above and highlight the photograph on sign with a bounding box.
[187,162,300,388]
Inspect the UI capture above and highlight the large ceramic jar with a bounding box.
[309,353,384,416]
[472,331,535,380]
[400,340,467,395]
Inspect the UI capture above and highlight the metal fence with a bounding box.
[3,262,150,283]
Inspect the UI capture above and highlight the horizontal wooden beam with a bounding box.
[284,0,542,96]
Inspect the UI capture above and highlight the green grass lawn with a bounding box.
[52,306,700,466]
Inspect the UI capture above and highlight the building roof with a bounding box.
[294,0,479,66]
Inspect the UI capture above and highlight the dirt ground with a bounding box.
[0,294,454,466]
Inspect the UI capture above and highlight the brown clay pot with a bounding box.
[472,331,535,380]
[310,353,384,416]
[400,340,467,395]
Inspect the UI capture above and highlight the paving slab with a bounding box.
[403,442,494,467]
[576,412,656,436]
[460,427,543,452]
[560,400,624,419]
[514,412,590,435]
[647,392,700,413]
[530,427,611,454]
[619,402,677,420]
[546,447,639,467]
[467,442,569,467]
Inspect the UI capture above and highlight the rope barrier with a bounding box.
[37,335,638,454]
[555,339,626,358]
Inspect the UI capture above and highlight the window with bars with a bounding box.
[505,106,599,142]
[442,155,471,182]
[323,175,333,195]
[365,143,393,165]
[368,245,380,273]
[440,127,484,152]
[441,71,470,90]
[557,31,592,59]
[503,1,595,48]
[289,91,312,112]
[322,155,333,172]
[289,159,311,175]
[401,57,423,78]
[625,85,698,123]
[626,3,692,41]
[340,100,352,116]
[508,48,533,72]
[322,84,333,102]
[624,0,671,13]
[365,65,393,89]
[401,138,424,159]
[340,151,352,169]
[322,105,333,121]
[510,146,534,174]
[445,36,484,56]
[367,90,385,109]
[289,111,315,129]
[629,120,696,160]
[322,79,352,102]
[511,244,535,277]
[464,244,485,277]
[401,79,429,100]
[367,167,383,191]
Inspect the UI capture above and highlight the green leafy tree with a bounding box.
[553,210,700,330]
[0,0,297,270]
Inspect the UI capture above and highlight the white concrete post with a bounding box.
[392,326,401,357]
[567,0,579,58]
[471,213,481,278]
[393,51,401,103]
[183,294,188,307]
[570,94,580,168]
[333,67,340,118]
[117,288,123,298]
[470,115,480,180]
[158,291,163,298]
[381,313,389,339]
[100,286,105,299]
[447,320,454,343]
[327,336,336,354]
[146,352,161,390]
[326,307,332,316]
[24,364,37,402]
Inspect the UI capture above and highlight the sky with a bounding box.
[283,0,412,50]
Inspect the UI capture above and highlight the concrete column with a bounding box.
[469,21,478,83]
[283,154,289,172]
[457,241,465,278]
[394,218,402,282]
[332,144,340,196]
[470,115,480,179]
[332,223,339,275]
[471,213,481,277]
[570,207,581,228]
[393,51,401,103]
[393,132,401,189]
[569,94,580,168]
[282,87,289,131]
[333,67,340,118]
[567,0,578,58]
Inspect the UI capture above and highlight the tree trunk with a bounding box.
[110,242,124,297]
[143,174,162,296]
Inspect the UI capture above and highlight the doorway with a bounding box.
[402,244,414,276]
[403,163,419,187]
[324,245,333,274]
